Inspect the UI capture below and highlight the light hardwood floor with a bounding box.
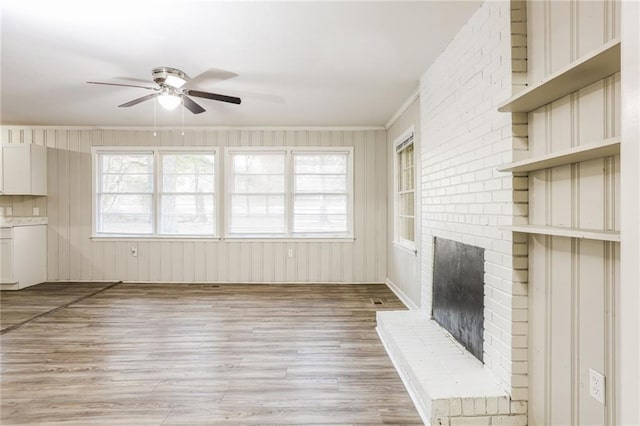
[0,282,422,425]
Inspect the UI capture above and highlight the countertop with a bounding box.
[0,217,48,228]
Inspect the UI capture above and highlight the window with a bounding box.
[96,152,154,235]
[395,130,415,247]
[226,147,353,238]
[293,152,349,234]
[94,148,217,237]
[160,153,216,235]
[227,150,287,235]
[93,146,352,239]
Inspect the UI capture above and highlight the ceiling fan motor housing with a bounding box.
[152,67,188,88]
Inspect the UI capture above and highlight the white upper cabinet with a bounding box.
[0,144,47,195]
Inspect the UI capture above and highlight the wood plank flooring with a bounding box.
[0,283,422,425]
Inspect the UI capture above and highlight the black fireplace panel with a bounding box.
[432,237,484,362]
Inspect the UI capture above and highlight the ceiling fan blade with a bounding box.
[114,76,157,85]
[184,89,241,105]
[118,93,159,108]
[87,81,156,90]
[186,68,238,88]
[181,96,205,114]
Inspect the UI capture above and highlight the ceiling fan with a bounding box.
[87,67,241,114]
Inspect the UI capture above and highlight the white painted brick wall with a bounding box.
[419,0,528,414]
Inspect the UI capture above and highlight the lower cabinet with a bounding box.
[0,225,47,290]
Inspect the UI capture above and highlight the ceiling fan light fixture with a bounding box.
[164,74,187,88]
[158,94,182,110]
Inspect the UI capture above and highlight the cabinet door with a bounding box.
[30,145,47,195]
[0,238,14,283]
[2,146,30,194]
[13,225,46,287]
[1,145,47,195]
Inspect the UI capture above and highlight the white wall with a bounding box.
[386,96,421,309]
[619,0,640,424]
[419,0,527,404]
[0,127,388,284]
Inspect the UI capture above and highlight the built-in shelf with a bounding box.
[497,38,621,113]
[502,225,620,242]
[498,137,620,173]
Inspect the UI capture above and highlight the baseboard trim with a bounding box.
[385,278,420,310]
[44,280,387,285]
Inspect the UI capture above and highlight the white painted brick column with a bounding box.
[418,0,528,416]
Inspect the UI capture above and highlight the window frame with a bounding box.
[393,127,416,251]
[224,146,354,239]
[224,147,288,238]
[92,146,220,239]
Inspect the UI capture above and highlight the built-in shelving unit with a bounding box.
[498,137,620,173]
[498,38,621,242]
[497,38,621,113]
[501,225,620,242]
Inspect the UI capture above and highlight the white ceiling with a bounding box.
[1,1,481,127]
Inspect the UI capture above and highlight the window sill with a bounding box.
[91,235,355,243]
[223,237,355,243]
[393,241,417,255]
[91,235,221,242]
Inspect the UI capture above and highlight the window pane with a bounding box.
[228,152,286,235]
[398,144,414,192]
[295,174,346,193]
[100,194,152,214]
[163,174,215,193]
[229,194,285,234]
[96,153,153,235]
[162,154,215,193]
[294,195,347,215]
[233,175,285,193]
[400,217,414,242]
[101,154,152,174]
[294,214,348,233]
[292,152,350,235]
[102,173,153,193]
[98,194,153,234]
[99,214,153,234]
[160,195,215,235]
[295,154,347,174]
[163,154,215,174]
[293,195,347,233]
[399,192,414,217]
[232,153,285,174]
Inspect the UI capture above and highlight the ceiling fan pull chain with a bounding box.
[181,98,185,137]
[153,100,157,137]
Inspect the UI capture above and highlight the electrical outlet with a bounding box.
[288,248,294,258]
[130,246,138,257]
[6,207,12,216]
[33,207,40,216]
[589,368,605,404]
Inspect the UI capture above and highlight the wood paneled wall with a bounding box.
[1,127,387,284]
[386,97,422,309]
[525,0,620,424]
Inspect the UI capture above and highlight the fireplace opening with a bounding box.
[432,237,485,362]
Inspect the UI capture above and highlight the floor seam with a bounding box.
[0,281,121,335]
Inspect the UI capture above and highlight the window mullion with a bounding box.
[154,151,161,236]
[287,151,293,237]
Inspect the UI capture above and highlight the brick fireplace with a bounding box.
[376,1,528,425]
